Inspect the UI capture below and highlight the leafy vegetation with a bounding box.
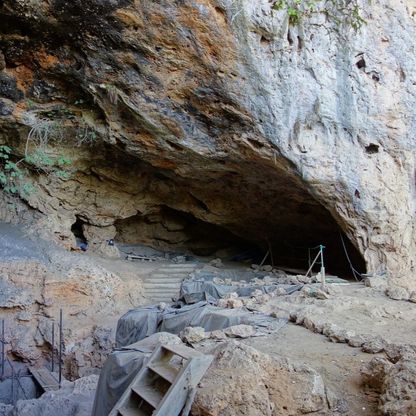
[0,145,25,195]
[0,143,74,197]
[272,0,367,31]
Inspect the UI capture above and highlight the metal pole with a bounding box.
[304,250,321,278]
[11,365,14,405]
[259,250,269,267]
[51,322,55,373]
[320,245,326,289]
[15,368,27,400]
[1,319,4,380]
[59,309,63,388]
[268,240,275,268]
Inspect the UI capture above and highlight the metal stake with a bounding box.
[320,245,326,289]
[1,319,4,380]
[59,309,63,388]
[259,250,269,267]
[51,322,55,373]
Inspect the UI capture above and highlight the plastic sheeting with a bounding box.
[180,279,302,299]
[91,333,181,416]
[116,301,286,348]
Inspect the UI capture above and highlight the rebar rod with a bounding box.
[1,319,4,380]
[51,322,55,373]
[59,309,63,388]
[320,245,326,289]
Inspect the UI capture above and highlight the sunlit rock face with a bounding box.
[0,0,415,286]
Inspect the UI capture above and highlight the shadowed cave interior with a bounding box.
[113,205,365,279]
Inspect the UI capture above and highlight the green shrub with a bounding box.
[272,0,366,30]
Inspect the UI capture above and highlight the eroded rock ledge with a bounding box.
[0,0,415,286]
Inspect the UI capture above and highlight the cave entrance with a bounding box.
[265,230,365,280]
[114,205,365,280]
[71,217,87,247]
[114,207,261,260]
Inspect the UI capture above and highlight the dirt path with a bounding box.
[243,324,380,415]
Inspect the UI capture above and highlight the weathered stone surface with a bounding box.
[362,337,387,354]
[386,286,411,301]
[362,351,416,416]
[381,357,416,415]
[180,326,206,344]
[361,357,393,393]
[0,0,414,286]
[0,226,145,376]
[209,330,227,340]
[224,324,256,339]
[364,276,388,290]
[193,341,332,415]
[348,334,369,348]
[11,375,98,416]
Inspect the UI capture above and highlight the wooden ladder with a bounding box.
[29,367,59,392]
[109,343,213,416]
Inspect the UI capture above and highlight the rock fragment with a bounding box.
[224,324,256,338]
[362,337,386,354]
[180,327,206,344]
[386,286,410,301]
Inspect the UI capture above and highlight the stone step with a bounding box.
[143,283,181,289]
[156,267,196,272]
[161,263,198,267]
[145,294,179,299]
[143,264,192,303]
[151,273,189,278]
[145,288,180,294]
[144,286,180,292]
[144,279,183,284]
[144,278,183,283]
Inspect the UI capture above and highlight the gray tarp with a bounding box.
[116,301,286,347]
[115,306,160,348]
[92,333,181,416]
[180,279,302,299]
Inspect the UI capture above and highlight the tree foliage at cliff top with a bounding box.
[272,0,367,30]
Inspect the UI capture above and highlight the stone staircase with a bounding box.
[143,263,198,303]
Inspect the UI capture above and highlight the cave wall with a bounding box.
[0,0,414,287]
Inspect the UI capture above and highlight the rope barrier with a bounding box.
[304,245,326,289]
[339,233,362,281]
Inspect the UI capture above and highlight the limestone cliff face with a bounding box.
[0,1,415,287]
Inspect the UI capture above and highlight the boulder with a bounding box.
[11,375,98,416]
[180,327,206,344]
[193,342,332,415]
[224,325,256,339]
[361,350,416,416]
[386,286,411,301]
[364,276,388,290]
[362,337,387,354]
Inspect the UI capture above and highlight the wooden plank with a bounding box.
[118,407,148,416]
[29,367,59,392]
[155,356,213,416]
[162,344,202,360]
[148,362,178,384]
[126,255,156,262]
[132,385,163,408]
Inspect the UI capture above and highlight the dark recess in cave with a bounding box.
[114,206,366,280]
[267,229,366,280]
[71,216,87,244]
[114,207,260,259]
